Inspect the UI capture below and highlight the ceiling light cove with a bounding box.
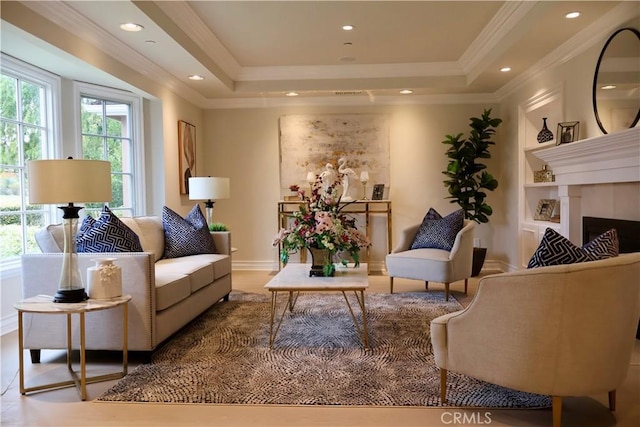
[188,75,204,81]
[119,22,144,32]
[565,12,581,19]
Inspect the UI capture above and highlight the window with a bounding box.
[74,83,144,218]
[0,54,60,262]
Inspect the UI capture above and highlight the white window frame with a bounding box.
[72,82,146,215]
[0,54,61,275]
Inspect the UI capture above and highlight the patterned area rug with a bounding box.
[98,291,551,407]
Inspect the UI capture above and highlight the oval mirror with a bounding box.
[592,27,640,134]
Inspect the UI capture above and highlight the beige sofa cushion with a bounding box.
[120,216,164,262]
[155,271,191,311]
[156,256,215,293]
[34,224,64,253]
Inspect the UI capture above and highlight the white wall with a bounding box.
[497,31,640,269]
[200,103,501,270]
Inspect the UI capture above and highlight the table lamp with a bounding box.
[306,171,316,194]
[188,176,231,226]
[28,158,112,303]
[360,171,369,199]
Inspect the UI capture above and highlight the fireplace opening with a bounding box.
[582,216,640,253]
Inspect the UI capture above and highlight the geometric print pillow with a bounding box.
[76,206,143,253]
[410,208,464,251]
[527,227,619,269]
[162,204,216,259]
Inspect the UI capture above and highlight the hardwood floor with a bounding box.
[1,270,638,426]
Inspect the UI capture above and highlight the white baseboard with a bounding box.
[232,260,388,272]
[1,313,17,336]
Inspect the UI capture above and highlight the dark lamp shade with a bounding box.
[188,177,230,200]
[28,159,112,204]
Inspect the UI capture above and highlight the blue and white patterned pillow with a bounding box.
[410,208,464,251]
[527,228,618,269]
[162,204,216,259]
[77,206,143,253]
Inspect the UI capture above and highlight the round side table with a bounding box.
[14,295,131,400]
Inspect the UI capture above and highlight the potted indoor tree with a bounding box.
[442,108,502,276]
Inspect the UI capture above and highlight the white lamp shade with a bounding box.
[360,171,369,182]
[28,159,112,204]
[188,177,230,200]
[306,171,316,182]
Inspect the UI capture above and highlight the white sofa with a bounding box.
[21,215,232,362]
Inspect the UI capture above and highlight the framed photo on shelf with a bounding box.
[534,199,557,221]
[372,184,385,200]
[556,121,579,145]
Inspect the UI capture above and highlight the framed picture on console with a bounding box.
[556,121,579,145]
[372,184,385,200]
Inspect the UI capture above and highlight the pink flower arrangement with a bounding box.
[273,176,370,271]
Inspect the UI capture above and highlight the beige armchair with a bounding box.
[385,220,475,300]
[431,253,640,427]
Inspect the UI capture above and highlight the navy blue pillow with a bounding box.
[162,204,216,259]
[410,208,464,251]
[527,228,618,269]
[77,206,143,253]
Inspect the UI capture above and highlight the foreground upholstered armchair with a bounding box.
[385,220,474,300]
[431,253,640,427]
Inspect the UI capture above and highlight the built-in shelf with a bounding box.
[524,182,557,188]
[534,127,640,185]
[524,140,556,152]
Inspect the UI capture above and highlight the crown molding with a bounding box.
[460,0,537,82]
[495,2,640,101]
[153,0,241,78]
[19,0,209,106]
[203,92,498,109]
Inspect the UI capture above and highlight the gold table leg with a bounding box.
[341,291,370,349]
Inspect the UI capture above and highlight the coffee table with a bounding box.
[264,263,369,349]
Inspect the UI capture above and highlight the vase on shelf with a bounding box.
[537,118,554,143]
[308,246,335,277]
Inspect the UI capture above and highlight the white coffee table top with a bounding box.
[265,263,368,291]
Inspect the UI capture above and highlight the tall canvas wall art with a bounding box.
[178,120,196,195]
[279,114,390,199]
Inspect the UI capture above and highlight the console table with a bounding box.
[277,200,392,273]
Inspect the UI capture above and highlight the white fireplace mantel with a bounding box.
[532,127,639,243]
[534,127,640,185]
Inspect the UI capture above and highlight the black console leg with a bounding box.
[223,293,230,302]
[30,349,41,364]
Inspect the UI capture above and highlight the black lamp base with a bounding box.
[53,288,88,303]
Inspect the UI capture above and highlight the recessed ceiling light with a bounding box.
[120,22,144,32]
[500,67,511,72]
[399,89,413,94]
[342,25,354,31]
[285,92,299,97]
[565,12,580,19]
[188,75,204,81]
[145,40,156,45]
[601,85,616,90]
